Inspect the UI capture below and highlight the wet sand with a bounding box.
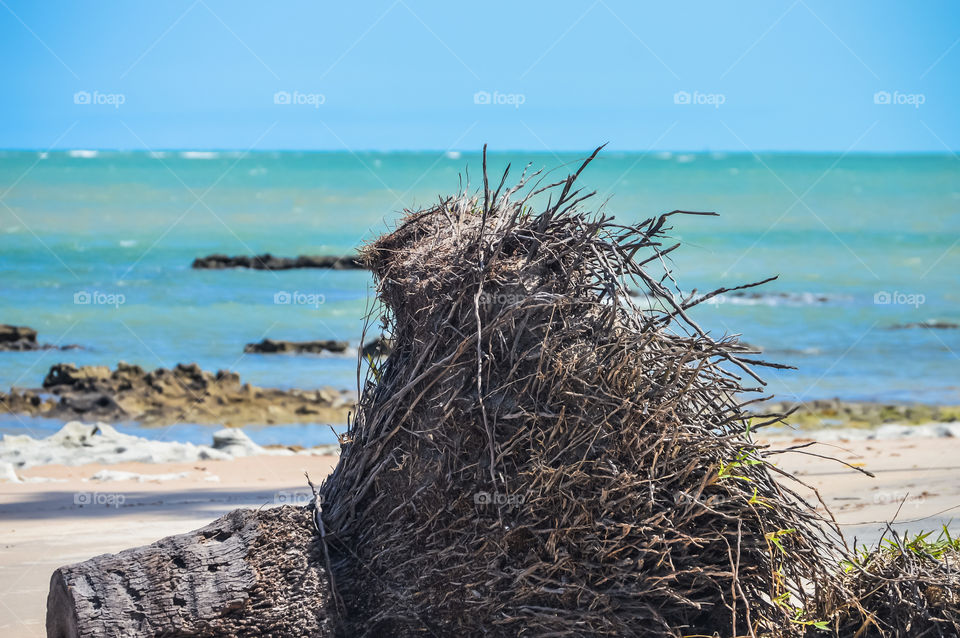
[2,438,958,637]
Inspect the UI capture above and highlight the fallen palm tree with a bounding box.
[48,149,958,637]
[48,507,334,637]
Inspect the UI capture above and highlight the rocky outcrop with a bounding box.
[758,398,960,428]
[1,362,354,427]
[244,337,394,357]
[0,324,36,345]
[0,324,80,351]
[244,339,349,354]
[890,320,959,330]
[192,253,366,270]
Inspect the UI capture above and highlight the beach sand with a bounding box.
[1,454,338,637]
[2,437,958,637]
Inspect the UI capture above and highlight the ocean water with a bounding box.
[0,150,957,445]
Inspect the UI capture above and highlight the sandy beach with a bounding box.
[1,434,957,636]
[1,453,339,637]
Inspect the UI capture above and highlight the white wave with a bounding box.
[719,291,850,306]
[445,151,462,160]
[632,290,850,308]
[67,150,98,159]
[119,239,138,248]
[180,151,219,160]
[675,154,695,163]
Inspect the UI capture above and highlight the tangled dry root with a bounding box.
[828,528,960,637]
[318,148,890,637]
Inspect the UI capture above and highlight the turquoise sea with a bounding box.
[1,150,957,445]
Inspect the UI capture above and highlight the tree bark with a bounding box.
[46,505,333,637]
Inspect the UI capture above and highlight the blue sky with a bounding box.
[2,0,958,152]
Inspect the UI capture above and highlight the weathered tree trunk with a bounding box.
[46,505,334,637]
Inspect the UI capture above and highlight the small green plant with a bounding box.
[843,526,960,571]
[766,528,796,555]
[748,486,774,510]
[771,591,830,631]
[365,353,382,383]
[716,449,764,482]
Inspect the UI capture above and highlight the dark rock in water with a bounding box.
[55,392,128,421]
[192,253,366,270]
[4,361,355,426]
[0,324,82,351]
[244,338,349,354]
[0,324,37,344]
[0,390,51,414]
[361,336,393,358]
[890,320,959,330]
[43,363,114,390]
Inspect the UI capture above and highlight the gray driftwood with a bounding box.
[46,505,333,637]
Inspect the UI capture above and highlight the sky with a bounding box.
[1,0,958,152]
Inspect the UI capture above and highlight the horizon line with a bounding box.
[1,147,957,156]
